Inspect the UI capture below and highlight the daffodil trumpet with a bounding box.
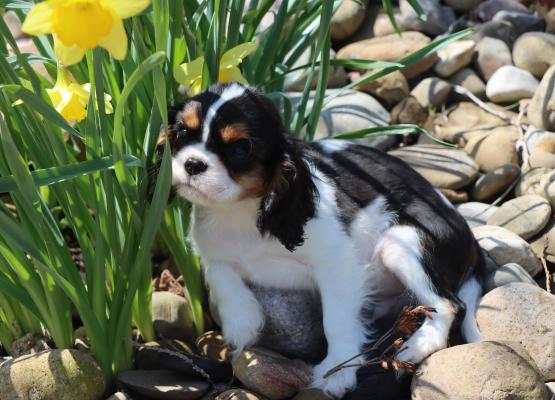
[22,0,151,65]
[47,66,113,124]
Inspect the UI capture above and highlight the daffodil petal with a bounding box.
[46,88,62,109]
[188,78,203,96]
[69,83,89,105]
[98,14,128,60]
[104,100,114,114]
[21,2,54,36]
[57,88,85,122]
[102,0,150,19]
[81,83,113,114]
[219,67,247,84]
[220,42,258,69]
[174,56,204,86]
[54,36,86,65]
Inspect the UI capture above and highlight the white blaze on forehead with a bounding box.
[202,83,246,142]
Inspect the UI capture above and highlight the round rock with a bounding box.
[486,65,539,103]
[398,0,455,36]
[471,164,520,201]
[286,90,394,151]
[390,96,428,126]
[525,129,555,169]
[528,65,555,131]
[355,70,409,107]
[434,40,475,78]
[411,341,549,400]
[464,126,520,173]
[529,220,555,263]
[513,32,555,78]
[389,144,479,190]
[247,284,325,362]
[470,20,517,48]
[336,31,437,79]
[484,262,538,292]
[116,370,209,400]
[516,167,553,197]
[283,48,346,92]
[456,202,499,228]
[433,102,514,146]
[487,194,551,240]
[475,37,513,81]
[215,389,267,400]
[477,283,555,381]
[196,331,231,363]
[152,291,195,342]
[448,68,487,101]
[410,77,451,109]
[330,0,368,41]
[475,0,530,21]
[472,225,542,276]
[232,347,312,400]
[0,349,105,400]
[539,170,555,209]
[492,10,546,36]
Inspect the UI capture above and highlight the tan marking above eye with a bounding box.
[180,102,201,131]
[221,123,248,143]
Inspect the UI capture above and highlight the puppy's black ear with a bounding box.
[257,138,317,252]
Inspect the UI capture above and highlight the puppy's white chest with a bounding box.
[191,204,314,289]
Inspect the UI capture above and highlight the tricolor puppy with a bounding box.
[161,82,484,397]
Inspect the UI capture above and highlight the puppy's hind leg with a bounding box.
[377,226,457,365]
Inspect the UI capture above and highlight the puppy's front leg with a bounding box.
[204,262,264,353]
[312,255,366,398]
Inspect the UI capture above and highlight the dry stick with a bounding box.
[451,84,530,221]
[540,236,552,294]
[451,85,517,126]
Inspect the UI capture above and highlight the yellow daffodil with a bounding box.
[21,0,150,65]
[174,42,258,95]
[47,67,113,123]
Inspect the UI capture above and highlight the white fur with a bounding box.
[202,84,246,141]
[319,139,352,154]
[458,276,483,343]
[172,143,243,205]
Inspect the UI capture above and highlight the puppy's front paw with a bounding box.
[220,300,265,354]
[311,356,359,399]
[396,325,447,366]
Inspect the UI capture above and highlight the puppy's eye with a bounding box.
[173,123,188,147]
[227,139,252,160]
[175,123,187,139]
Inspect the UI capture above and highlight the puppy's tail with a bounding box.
[458,275,482,343]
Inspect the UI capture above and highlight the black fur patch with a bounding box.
[257,138,318,252]
[308,142,485,300]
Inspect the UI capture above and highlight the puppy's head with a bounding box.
[159,82,317,251]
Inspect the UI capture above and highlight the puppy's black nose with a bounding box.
[184,158,208,175]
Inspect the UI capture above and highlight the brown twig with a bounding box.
[324,306,435,378]
[540,236,552,294]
